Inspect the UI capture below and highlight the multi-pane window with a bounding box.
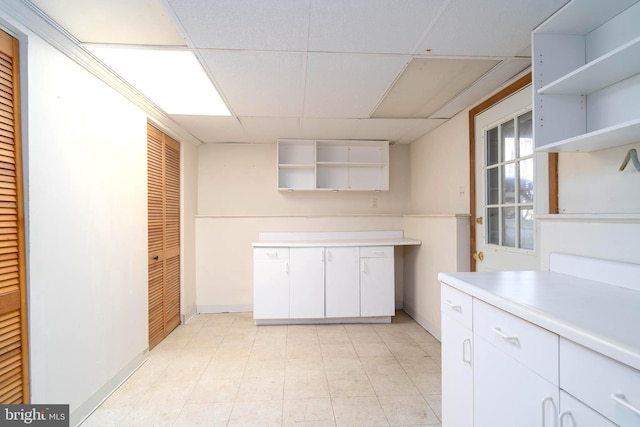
[485,110,534,250]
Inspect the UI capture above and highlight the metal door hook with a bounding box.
[619,148,640,172]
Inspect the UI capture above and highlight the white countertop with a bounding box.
[438,270,640,371]
[253,238,421,248]
[252,230,421,248]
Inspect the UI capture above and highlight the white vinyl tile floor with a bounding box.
[81,310,442,427]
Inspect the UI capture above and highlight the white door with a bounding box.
[290,247,325,319]
[325,247,360,318]
[253,249,289,319]
[360,247,394,317]
[474,334,559,426]
[474,85,547,271]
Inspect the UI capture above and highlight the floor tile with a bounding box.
[331,396,389,427]
[283,398,336,426]
[379,395,440,426]
[81,310,442,427]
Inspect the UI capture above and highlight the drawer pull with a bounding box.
[492,327,519,343]
[462,338,472,364]
[541,397,555,427]
[371,250,385,255]
[266,251,278,257]
[446,300,462,312]
[611,393,640,416]
[559,411,573,427]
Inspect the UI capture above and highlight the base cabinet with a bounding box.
[360,247,394,317]
[254,245,395,321]
[441,312,473,426]
[253,248,290,319]
[474,335,559,427]
[289,248,325,319]
[325,247,360,318]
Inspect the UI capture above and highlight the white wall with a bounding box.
[15,25,148,425]
[195,142,411,312]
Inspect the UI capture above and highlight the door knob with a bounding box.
[476,216,483,224]
[473,251,484,261]
[153,255,159,261]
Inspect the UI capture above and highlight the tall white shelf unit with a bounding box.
[277,139,389,191]
[533,0,640,152]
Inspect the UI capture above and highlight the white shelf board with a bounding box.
[317,162,386,168]
[537,36,640,95]
[278,164,315,168]
[536,117,640,152]
[535,0,638,35]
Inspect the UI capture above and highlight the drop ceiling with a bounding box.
[26,0,569,144]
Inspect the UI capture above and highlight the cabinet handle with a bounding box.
[541,397,555,427]
[285,262,289,275]
[559,411,573,427]
[446,300,462,312]
[362,261,368,274]
[462,338,471,364]
[610,393,640,416]
[267,251,278,257]
[492,327,519,343]
[326,250,331,262]
[372,250,385,255]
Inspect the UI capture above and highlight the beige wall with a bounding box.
[409,112,470,215]
[181,140,199,321]
[195,142,411,312]
[198,142,410,215]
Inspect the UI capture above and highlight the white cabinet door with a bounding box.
[253,249,289,319]
[560,391,617,427]
[289,247,325,319]
[325,247,360,318]
[474,334,559,427]
[441,314,473,427]
[360,247,394,317]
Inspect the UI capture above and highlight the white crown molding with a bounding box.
[0,0,202,145]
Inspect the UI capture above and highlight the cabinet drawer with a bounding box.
[560,391,617,427]
[473,299,558,385]
[254,247,289,260]
[441,283,472,329]
[560,338,640,426]
[359,246,393,258]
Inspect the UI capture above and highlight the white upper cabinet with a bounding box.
[533,0,640,151]
[277,139,389,191]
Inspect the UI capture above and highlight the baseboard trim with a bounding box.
[403,303,441,342]
[71,350,148,426]
[197,304,253,314]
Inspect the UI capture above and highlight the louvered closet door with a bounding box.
[0,31,28,403]
[147,124,180,349]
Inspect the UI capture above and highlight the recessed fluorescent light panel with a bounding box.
[87,47,230,116]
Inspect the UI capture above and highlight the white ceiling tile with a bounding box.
[415,0,569,57]
[200,51,306,117]
[308,0,445,54]
[373,58,500,118]
[396,119,447,144]
[170,115,249,143]
[239,117,302,143]
[431,59,531,119]
[299,119,362,140]
[30,0,186,45]
[304,54,410,118]
[165,0,310,50]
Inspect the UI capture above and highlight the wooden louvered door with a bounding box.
[0,31,28,403]
[147,124,180,349]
